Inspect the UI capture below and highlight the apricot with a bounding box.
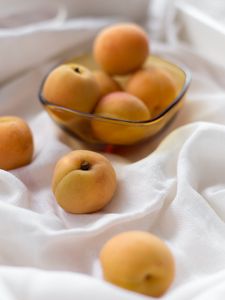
[52,150,117,214]
[0,116,34,170]
[125,66,177,115]
[93,23,149,75]
[92,92,151,145]
[42,64,100,113]
[93,70,121,97]
[100,231,175,297]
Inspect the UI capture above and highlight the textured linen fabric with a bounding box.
[1,1,225,299]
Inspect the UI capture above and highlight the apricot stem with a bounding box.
[74,67,81,74]
[144,274,152,281]
[80,161,91,171]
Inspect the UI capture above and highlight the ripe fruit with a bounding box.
[126,66,177,115]
[100,231,175,297]
[93,23,149,75]
[92,92,151,145]
[42,64,100,113]
[52,150,117,214]
[93,70,121,97]
[0,116,34,170]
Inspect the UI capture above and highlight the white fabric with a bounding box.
[1,0,225,299]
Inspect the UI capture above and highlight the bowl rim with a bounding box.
[38,55,192,125]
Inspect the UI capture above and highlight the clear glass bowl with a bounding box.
[38,54,191,146]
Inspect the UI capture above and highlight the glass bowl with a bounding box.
[38,54,191,146]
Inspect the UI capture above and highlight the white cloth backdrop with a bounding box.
[1,0,225,299]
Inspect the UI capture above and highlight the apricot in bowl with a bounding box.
[93,23,149,75]
[39,55,191,146]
